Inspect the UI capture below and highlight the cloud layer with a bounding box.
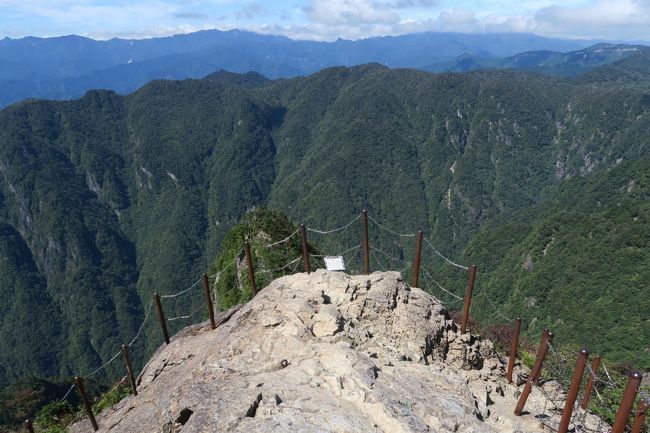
[1,0,650,41]
[296,0,650,40]
[532,0,650,40]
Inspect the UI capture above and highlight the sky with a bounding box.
[1,0,650,42]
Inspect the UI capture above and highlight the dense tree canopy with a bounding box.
[1,57,649,426]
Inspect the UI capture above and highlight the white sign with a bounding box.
[324,256,346,271]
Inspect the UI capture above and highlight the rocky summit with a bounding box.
[72,271,605,432]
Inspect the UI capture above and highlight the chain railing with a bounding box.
[33,209,647,433]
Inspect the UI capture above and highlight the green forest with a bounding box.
[0,52,649,427]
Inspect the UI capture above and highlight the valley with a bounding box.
[0,58,649,426]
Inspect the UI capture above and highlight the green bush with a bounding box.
[210,208,319,310]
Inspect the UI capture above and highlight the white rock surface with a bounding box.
[71,270,607,433]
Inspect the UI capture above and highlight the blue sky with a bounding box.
[1,0,649,41]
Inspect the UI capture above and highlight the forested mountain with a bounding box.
[424,43,650,76]
[0,61,648,411]
[0,30,598,109]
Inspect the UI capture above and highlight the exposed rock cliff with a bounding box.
[72,271,605,432]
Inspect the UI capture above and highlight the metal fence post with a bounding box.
[581,354,601,409]
[460,264,477,334]
[75,376,99,431]
[23,419,34,433]
[632,399,649,433]
[202,273,216,330]
[558,348,589,433]
[153,293,170,345]
[514,331,554,415]
[411,229,423,287]
[612,371,643,433]
[533,327,550,384]
[300,224,310,274]
[122,344,137,396]
[361,210,370,275]
[244,240,257,296]
[506,317,522,383]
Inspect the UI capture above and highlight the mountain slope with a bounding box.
[578,49,650,88]
[0,62,648,404]
[460,156,650,367]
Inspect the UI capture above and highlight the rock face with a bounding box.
[71,271,604,433]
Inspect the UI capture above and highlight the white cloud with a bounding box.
[0,1,180,27]
[389,0,439,7]
[293,0,650,41]
[303,0,441,26]
[173,12,209,20]
[530,0,650,39]
[433,8,479,30]
[0,0,242,38]
[305,0,399,25]
[287,1,514,39]
[236,2,267,20]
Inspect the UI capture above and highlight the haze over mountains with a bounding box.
[0,29,620,109]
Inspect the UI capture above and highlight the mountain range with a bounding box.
[0,30,605,109]
[0,35,649,426]
[423,43,650,76]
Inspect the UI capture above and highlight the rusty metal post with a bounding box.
[122,344,137,396]
[202,273,216,330]
[300,224,310,274]
[460,264,477,334]
[514,331,554,415]
[612,371,643,433]
[153,293,170,345]
[506,317,522,383]
[581,354,601,409]
[411,230,423,287]
[531,330,553,381]
[244,240,257,296]
[533,327,550,384]
[632,399,649,433]
[539,327,549,348]
[361,210,370,275]
[514,381,534,416]
[23,419,34,433]
[558,348,589,433]
[75,376,98,431]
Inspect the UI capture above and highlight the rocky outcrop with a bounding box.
[71,271,606,433]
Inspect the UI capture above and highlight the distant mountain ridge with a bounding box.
[0,29,602,108]
[423,43,650,76]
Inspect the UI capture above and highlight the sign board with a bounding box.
[324,256,346,271]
